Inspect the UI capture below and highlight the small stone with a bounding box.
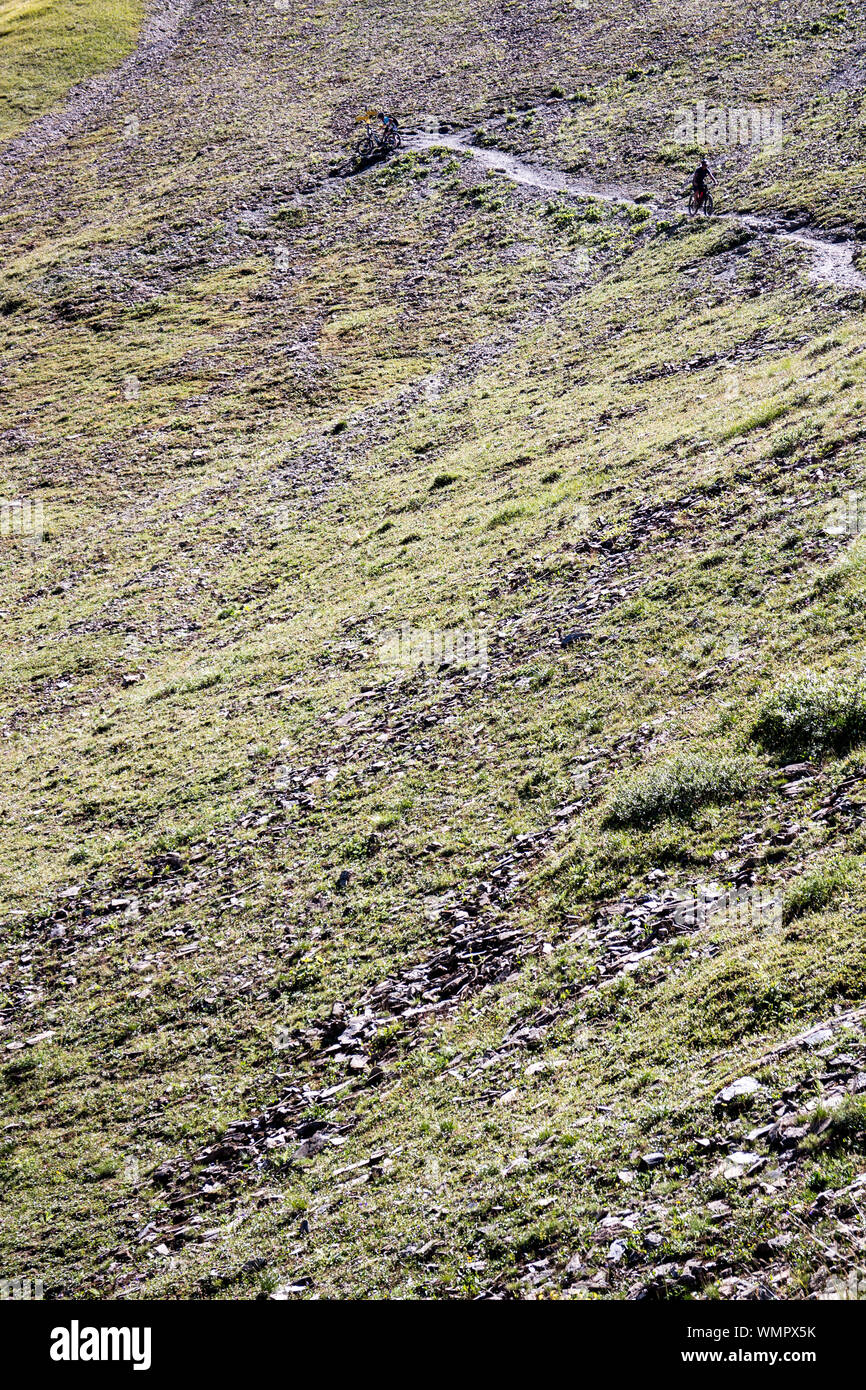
[803,1028,833,1048]
[722,1151,764,1179]
[638,1152,665,1171]
[717,1076,760,1105]
[293,1133,329,1159]
[681,1259,710,1289]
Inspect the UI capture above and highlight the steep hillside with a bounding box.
[2,0,866,1301]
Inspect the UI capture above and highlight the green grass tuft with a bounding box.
[799,1097,866,1156]
[0,0,145,141]
[783,856,861,923]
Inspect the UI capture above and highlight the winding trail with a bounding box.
[746,219,866,292]
[407,129,866,292]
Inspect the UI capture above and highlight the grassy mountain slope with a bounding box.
[0,0,145,140]
[2,0,866,1300]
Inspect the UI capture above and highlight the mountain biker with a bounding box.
[378,112,399,145]
[691,156,716,208]
[345,110,399,170]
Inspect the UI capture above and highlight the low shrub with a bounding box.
[602,752,758,828]
[751,670,866,759]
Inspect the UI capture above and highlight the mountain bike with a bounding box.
[332,126,379,177]
[332,117,401,178]
[688,189,714,217]
[354,126,379,160]
[378,123,402,153]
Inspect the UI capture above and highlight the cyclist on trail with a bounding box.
[341,109,400,173]
[691,156,716,209]
[378,111,400,148]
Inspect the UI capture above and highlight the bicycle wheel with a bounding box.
[703,193,714,217]
[355,131,376,159]
[688,194,698,216]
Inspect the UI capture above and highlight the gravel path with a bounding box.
[408,129,866,291]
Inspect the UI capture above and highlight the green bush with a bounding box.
[602,752,759,828]
[751,670,866,759]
